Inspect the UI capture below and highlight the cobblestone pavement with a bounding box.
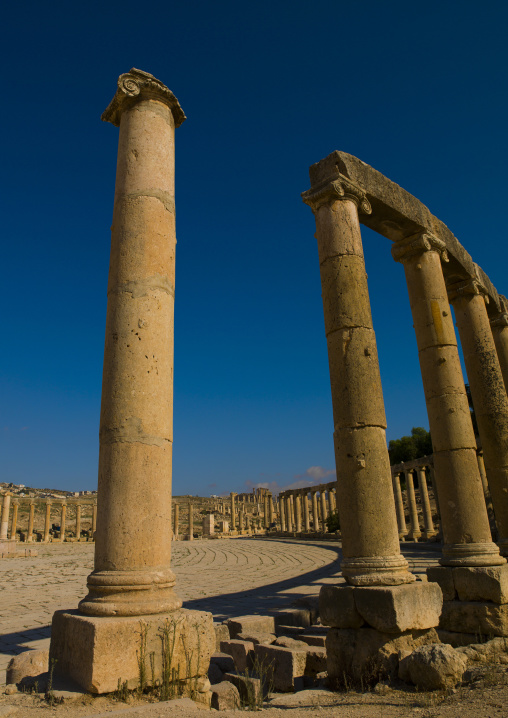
[0,537,441,683]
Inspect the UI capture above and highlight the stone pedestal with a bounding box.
[50,609,215,695]
[202,514,214,536]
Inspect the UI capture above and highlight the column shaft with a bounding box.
[303,493,310,531]
[27,502,35,542]
[10,501,18,539]
[320,492,327,531]
[280,495,286,531]
[60,503,66,542]
[491,310,508,393]
[392,233,502,567]
[0,494,11,540]
[392,473,407,539]
[295,494,302,532]
[44,501,51,543]
[417,467,435,539]
[406,470,421,541]
[75,504,82,540]
[450,285,508,555]
[312,492,319,532]
[303,179,411,585]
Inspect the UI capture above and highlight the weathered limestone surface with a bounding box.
[254,644,307,692]
[398,643,467,690]
[439,601,508,636]
[50,608,215,694]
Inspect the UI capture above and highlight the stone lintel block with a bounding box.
[319,585,364,628]
[226,615,275,639]
[353,581,443,634]
[254,644,307,692]
[453,565,508,604]
[427,566,457,601]
[219,640,255,672]
[439,600,508,637]
[49,608,215,694]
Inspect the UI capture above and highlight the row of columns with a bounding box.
[0,496,97,543]
[391,464,437,541]
[302,166,506,588]
[279,485,337,533]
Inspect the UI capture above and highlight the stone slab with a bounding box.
[439,600,508,637]
[219,640,255,672]
[211,680,240,710]
[427,566,456,601]
[49,608,215,694]
[353,581,443,633]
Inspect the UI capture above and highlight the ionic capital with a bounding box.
[491,312,508,328]
[302,177,372,215]
[102,68,186,128]
[446,277,489,305]
[391,232,448,264]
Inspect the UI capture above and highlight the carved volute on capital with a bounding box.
[302,176,372,215]
[391,232,449,264]
[101,68,186,128]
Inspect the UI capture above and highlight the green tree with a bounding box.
[388,427,432,465]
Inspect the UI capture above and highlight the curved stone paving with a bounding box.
[0,537,440,682]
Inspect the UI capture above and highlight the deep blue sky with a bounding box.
[2,1,507,496]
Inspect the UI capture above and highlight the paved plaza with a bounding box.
[0,537,441,684]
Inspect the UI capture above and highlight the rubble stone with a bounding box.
[254,644,307,692]
[226,615,275,639]
[398,643,467,690]
[211,680,241,710]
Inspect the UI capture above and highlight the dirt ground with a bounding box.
[1,669,508,718]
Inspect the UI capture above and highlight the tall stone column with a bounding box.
[490,300,508,393]
[329,489,336,514]
[268,493,274,524]
[303,175,412,586]
[417,467,436,539]
[75,504,82,541]
[91,501,97,538]
[61,69,188,618]
[392,232,503,568]
[263,495,269,528]
[303,493,310,531]
[280,494,286,531]
[392,473,407,540]
[239,508,245,532]
[10,500,18,539]
[60,502,67,542]
[320,491,327,531]
[477,451,496,532]
[0,493,11,540]
[447,277,508,555]
[173,503,179,539]
[230,493,237,530]
[405,470,421,541]
[311,492,319,532]
[286,495,293,531]
[43,501,51,543]
[295,494,302,533]
[27,501,35,542]
[188,501,194,541]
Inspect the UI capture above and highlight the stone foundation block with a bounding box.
[254,644,307,692]
[353,581,443,633]
[49,608,215,694]
[326,626,440,686]
[210,652,235,673]
[437,629,481,647]
[211,680,241,710]
[427,566,456,601]
[208,662,224,685]
[320,581,442,633]
[220,640,255,672]
[214,622,230,650]
[453,565,508,604]
[304,646,327,676]
[319,585,364,628]
[298,634,327,648]
[223,672,262,704]
[440,600,508,637]
[227,615,275,638]
[398,643,467,690]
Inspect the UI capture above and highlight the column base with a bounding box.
[440,542,505,567]
[79,568,182,617]
[341,553,415,586]
[320,581,442,633]
[326,626,440,687]
[49,608,216,695]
